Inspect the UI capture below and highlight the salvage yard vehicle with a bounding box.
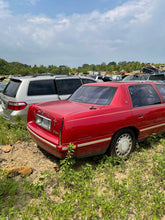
[122,73,165,82]
[1,75,96,122]
[27,81,165,158]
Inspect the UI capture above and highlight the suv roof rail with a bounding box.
[10,73,69,78]
[31,73,68,78]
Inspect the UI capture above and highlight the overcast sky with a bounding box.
[0,0,165,67]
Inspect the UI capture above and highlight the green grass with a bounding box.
[0,116,165,219]
[0,115,30,144]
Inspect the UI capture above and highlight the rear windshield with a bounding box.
[56,78,82,95]
[69,85,117,105]
[3,79,21,97]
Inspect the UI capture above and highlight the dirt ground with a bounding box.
[0,141,61,183]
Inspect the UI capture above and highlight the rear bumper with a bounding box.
[27,122,111,159]
[27,124,67,159]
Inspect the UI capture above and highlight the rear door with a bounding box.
[128,84,165,140]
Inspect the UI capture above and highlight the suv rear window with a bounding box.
[28,80,57,96]
[56,79,82,95]
[3,79,21,97]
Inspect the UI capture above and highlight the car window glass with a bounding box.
[155,84,165,101]
[56,79,82,95]
[149,74,165,81]
[28,80,56,96]
[3,79,21,97]
[69,86,117,105]
[140,75,149,80]
[128,84,161,108]
[81,78,96,84]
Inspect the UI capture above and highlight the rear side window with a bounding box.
[155,84,165,101]
[28,80,57,96]
[56,79,82,95]
[3,79,21,97]
[128,84,161,108]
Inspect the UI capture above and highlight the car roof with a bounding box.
[10,74,95,81]
[84,81,164,87]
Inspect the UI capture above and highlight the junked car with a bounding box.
[27,81,165,158]
[122,73,165,82]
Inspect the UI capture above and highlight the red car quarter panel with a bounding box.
[27,82,165,158]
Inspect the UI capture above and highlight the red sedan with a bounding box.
[27,81,165,158]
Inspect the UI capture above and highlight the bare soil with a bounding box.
[0,141,61,183]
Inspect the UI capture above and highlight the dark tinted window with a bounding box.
[149,74,165,81]
[28,80,56,96]
[81,78,96,84]
[3,79,21,97]
[155,84,165,101]
[56,79,82,95]
[69,86,117,105]
[103,76,112,81]
[129,84,161,108]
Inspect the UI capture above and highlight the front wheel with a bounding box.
[108,129,136,157]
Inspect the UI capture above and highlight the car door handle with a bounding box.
[138,114,143,119]
[89,106,97,110]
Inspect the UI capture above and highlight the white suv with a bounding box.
[1,75,96,122]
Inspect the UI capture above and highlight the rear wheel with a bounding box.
[109,128,136,157]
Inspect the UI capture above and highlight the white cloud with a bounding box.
[0,0,11,18]
[0,0,165,66]
[27,0,40,6]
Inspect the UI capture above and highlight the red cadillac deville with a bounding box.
[27,81,165,158]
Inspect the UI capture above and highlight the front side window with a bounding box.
[155,84,165,101]
[56,79,82,95]
[3,79,21,97]
[128,84,161,108]
[28,80,56,96]
[69,85,117,105]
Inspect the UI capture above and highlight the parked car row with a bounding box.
[122,73,165,82]
[90,75,113,82]
[27,81,165,159]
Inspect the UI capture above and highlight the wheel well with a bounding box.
[106,126,139,156]
[113,126,139,141]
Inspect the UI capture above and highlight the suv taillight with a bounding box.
[8,102,27,111]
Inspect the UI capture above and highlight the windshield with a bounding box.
[69,85,117,105]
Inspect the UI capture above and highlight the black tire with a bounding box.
[108,128,136,157]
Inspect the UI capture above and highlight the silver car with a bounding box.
[1,75,96,122]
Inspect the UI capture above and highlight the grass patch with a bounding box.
[0,115,30,144]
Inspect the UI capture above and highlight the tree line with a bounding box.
[0,58,163,76]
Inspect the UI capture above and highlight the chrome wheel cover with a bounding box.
[115,133,133,157]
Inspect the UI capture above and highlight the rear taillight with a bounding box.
[8,101,27,111]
